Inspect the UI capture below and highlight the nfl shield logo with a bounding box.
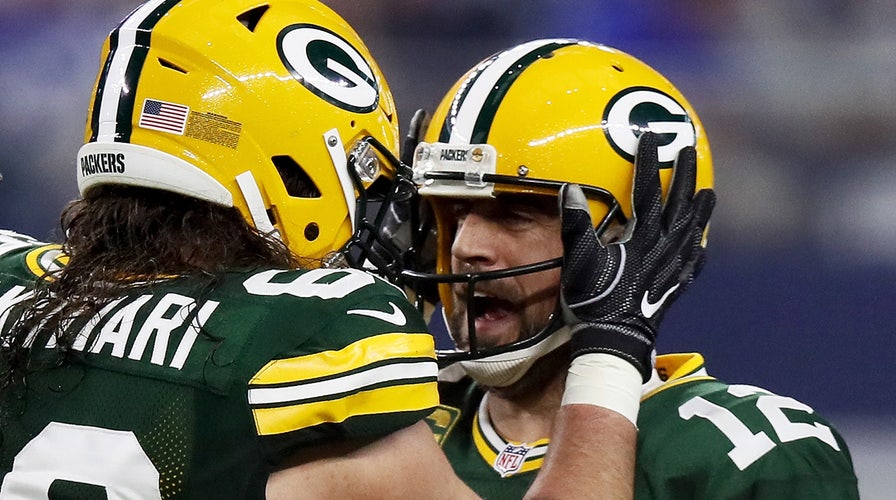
[493,444,531,477]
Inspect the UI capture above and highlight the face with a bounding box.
[445,194,562,351]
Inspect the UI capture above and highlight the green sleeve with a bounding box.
[635,380,859,500]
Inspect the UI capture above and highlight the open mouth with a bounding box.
[469,294,515,321]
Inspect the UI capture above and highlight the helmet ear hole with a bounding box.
[304,223,320,241]
[236,5,270,32]
[272,156,321,198]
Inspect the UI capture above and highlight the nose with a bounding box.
[451,210,501,270]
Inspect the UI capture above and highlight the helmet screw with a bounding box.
[471,147,484,162]
[327,136,338,147]
[517,165,529,177]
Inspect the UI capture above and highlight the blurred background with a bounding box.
[1,1,893,496]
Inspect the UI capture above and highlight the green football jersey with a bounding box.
[0,230,439,499]
[427,352,859,499]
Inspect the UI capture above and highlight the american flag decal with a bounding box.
[138,98,189,134]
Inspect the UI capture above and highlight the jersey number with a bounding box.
[678,384,840,470]
[243,268,376,299]
[1,422,161,499]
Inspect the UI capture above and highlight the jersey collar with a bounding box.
[472,392,550,478]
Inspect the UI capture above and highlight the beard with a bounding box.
[445,278,556,351]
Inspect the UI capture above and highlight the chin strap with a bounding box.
[324,128,356,232]
[459,326,572,387]
[235,171,278,239]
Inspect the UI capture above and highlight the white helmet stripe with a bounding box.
[446,39,577,145]
[91,0,179,143]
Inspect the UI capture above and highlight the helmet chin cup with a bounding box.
[459,325,572,387]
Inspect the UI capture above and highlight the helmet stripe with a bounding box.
[438,39,578,145]
[89,0,181,143]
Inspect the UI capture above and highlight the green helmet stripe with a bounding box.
[89,0,181,143]
[438,40,578,144]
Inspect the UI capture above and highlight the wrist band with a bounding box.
[561,352,642,426]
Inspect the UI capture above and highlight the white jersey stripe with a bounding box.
[247,360,437,406]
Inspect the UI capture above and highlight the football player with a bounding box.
[404,39,860,499]
[1,1,660,498]
[0,0,476,498]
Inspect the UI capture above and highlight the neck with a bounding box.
[483,347,568,443]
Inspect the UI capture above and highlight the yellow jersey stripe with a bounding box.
[248,360,436,405]
[642,353,715,401]
[253,380,438,435]
[662,352,707,379]
[250,332,435,385]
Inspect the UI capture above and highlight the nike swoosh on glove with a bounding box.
[559,131,716,381]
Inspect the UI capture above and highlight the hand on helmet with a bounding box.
[559,132,716,381]
[401,109,429,167]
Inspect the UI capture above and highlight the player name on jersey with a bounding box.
[0,283,219,370]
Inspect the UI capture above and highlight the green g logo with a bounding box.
[603,87,695,166]
[277,24,379,113]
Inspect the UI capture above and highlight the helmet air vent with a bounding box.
[272,155,321,198]
[236,5,270,32]
[158,58,187,74]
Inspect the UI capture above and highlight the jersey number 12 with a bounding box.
[678,384,840,470]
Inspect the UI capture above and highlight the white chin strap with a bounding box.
[324,128,357,232]
[235,170,278,239]
[459,326,572,387]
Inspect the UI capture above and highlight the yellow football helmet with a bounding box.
[77,0,408,274]
[405,39,714,367]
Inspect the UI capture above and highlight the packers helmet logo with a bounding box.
[277,24,379,113]
[603,87,696,166]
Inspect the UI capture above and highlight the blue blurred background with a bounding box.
[1,1,893,497]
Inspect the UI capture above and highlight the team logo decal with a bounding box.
[493,443,532,477]
[25,245,68,279]
[277,24,378,113]
[603,86,696,166]
[426,406,462,445]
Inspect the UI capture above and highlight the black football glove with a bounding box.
[401,108,428,167]
[559,132,716,381]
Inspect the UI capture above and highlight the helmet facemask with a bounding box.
[402,142,626,385]
[326,135,420,283]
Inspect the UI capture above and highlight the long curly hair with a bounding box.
[1,185,301,391]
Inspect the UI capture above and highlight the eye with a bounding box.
[499,207,537,229]
[497,196,558,231]
[449,200,472,222]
